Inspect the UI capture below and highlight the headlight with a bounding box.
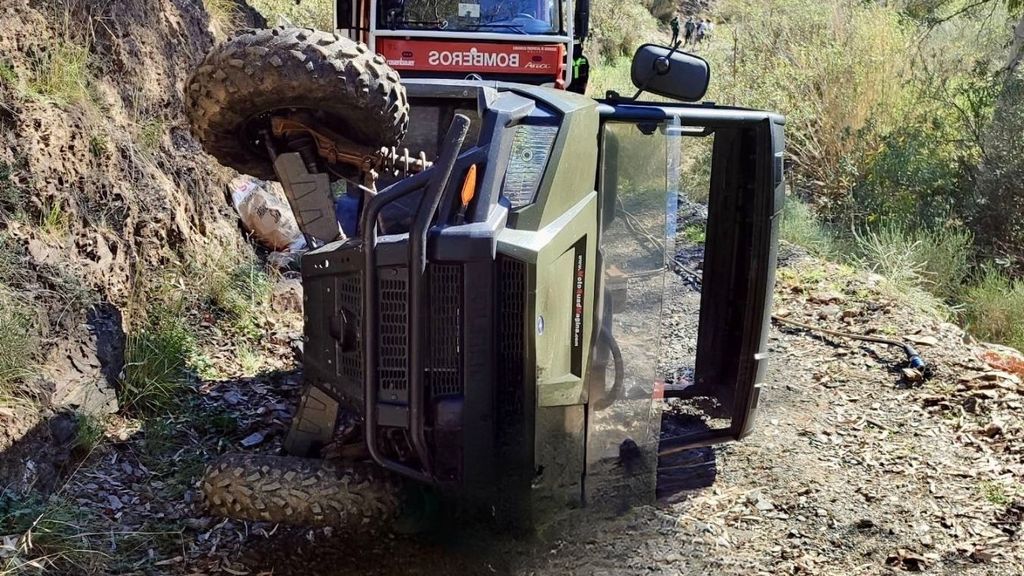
[502,125,558,209]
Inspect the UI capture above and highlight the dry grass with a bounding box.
[0,287,38,394]
[204,0,246,36]
[26,40,92,107]
[711,0,914,211]
[249,0,334,29]
[964,268,1024,351]
[190,248,272,339]
[588,0,662,63]
[0,494,104,575]
[39,201,71,237]
[136,117,166,151]
[780,199,835,257]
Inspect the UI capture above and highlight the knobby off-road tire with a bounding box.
[185,27,409,181]
[203,454,401,527]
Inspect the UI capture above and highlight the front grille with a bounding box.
[379,268,409,393]
[428,264,463,397]
[496,256,527,448]
[338,273,362,385]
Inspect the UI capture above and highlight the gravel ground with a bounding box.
[195,252,1023,575]
[7,249,1022,575]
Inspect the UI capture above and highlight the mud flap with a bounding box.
[283,385,339,457]
[274,152,341,247]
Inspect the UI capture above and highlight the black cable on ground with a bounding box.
[771,314,927,372]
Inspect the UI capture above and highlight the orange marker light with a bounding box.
[460,164,478,209]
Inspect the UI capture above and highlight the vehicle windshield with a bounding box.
[377,0,562,34]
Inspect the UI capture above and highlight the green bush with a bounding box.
[963,268,1024,351]
[120,304,195,415]
[849,223,973,301]
[199,253,272,338]
[780,198,835,257]
[707,0,1006,232]
[854,124,966,228]
[589,0,662,63]
[971,72,1024,264]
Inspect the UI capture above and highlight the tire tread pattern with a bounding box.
[203,454,400,527]
[185,27,409,180]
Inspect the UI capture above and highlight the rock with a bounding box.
[747,491,775,511]
[904,334,938,346]
[970,547,996,563]
[810,291,845,304]
[184,517,212,531]
[26,238,60,266]
[271,276,304,313]
[981,421,1004,438]
[854,518,875,530]
[49,413,78,444]
[886,549,929,571]
[817,305,842,319]
[42,303,124,416]
[240,431,266,447]
[901,368,924,383]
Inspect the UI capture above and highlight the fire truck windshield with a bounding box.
[378,0,562,35]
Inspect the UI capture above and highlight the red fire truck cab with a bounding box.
[334,0,590,93]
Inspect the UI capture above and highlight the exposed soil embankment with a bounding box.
[0,0,260,486]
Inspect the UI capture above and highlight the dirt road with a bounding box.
[179,253,1020,575]
[14,253,1021,575]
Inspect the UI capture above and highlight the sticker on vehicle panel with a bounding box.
[458,3,480,18]
[570,237,587,376]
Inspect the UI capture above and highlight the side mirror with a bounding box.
[630,44,710,102]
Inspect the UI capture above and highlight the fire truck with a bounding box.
[333,0,590,92]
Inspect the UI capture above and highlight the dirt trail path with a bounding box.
[170,253,1020,576]
[18,253,1021,575]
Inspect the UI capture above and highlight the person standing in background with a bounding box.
[684,16,696,46]
[695,18,708,45]
[670,14,681,46]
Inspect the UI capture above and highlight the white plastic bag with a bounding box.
[229,175,306,252]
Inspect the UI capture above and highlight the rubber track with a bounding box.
[203,454,401,527]
[185,27,409,180]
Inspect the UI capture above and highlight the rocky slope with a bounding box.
[0,0,262,495]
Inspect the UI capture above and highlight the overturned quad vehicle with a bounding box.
[185,28,785,529]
